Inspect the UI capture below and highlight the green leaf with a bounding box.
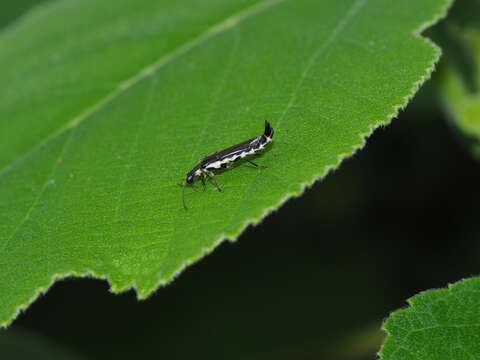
[0,0,451,326]
[434,0,480,156]
[380,277,480,360]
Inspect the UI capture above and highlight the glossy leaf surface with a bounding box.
[436,0,480,157]
[0,0,450,326]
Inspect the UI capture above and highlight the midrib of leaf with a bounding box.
[222,0,368,234]
[0,0,454,329]
[0,0,286,178]
[0,0,287,252]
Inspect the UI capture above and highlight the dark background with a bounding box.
[1,1,479,359]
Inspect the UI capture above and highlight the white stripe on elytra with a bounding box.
[194,135,272,176]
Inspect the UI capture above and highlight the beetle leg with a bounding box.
[246,160,267,169]
[207,172,223,192]
[192,181,198,191]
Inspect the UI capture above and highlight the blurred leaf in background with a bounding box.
[434,0,480,156]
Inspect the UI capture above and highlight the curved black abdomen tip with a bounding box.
[264,121,274,139]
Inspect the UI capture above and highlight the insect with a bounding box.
[180,121,274,210]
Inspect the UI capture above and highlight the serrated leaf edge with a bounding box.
[1,0,454,328]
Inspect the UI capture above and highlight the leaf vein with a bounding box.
[1,128,76,254]
[223,0,368,232]
[0,0,287,178]
[0,0,287,258]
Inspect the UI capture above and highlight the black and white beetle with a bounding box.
[180,121,274,210]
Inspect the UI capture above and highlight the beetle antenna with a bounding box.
[177,181,188,211]
[181,182,188,211]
